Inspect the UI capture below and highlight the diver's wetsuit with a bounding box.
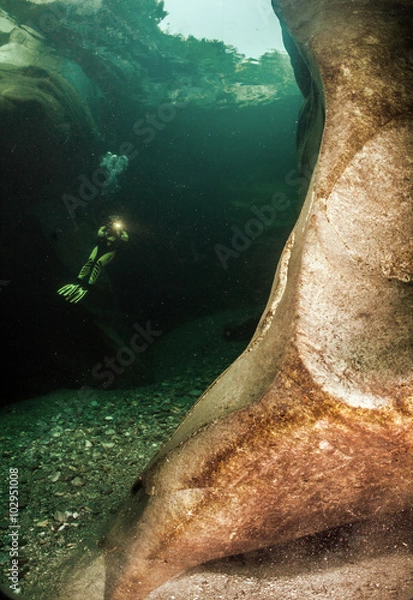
[57,222,128,303]
[78,225,128,285]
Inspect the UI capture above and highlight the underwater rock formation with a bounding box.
[0,11,100,167]
[0,0,300,401]
[54,0,413,599]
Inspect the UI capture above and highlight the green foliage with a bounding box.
[3,0,298,105]
[236,52,296,90]
[158,32,296,97]
[105,0,167,28]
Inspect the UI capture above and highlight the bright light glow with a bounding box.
[159,0,286,59]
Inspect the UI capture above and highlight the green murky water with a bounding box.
[0,1,304,597]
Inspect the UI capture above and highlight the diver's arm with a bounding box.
[97,226,109,238]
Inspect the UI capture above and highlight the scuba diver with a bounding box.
[57,215,129,303]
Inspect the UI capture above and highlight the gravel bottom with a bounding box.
[1,336,413,600]
[0,353,232,599]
